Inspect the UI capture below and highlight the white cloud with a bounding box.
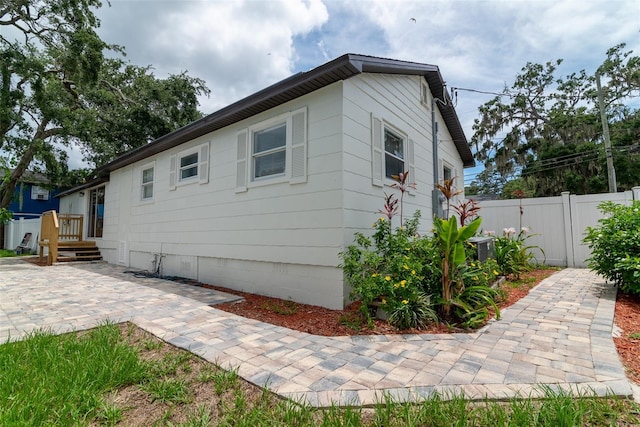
[97,0,328,113]
[89,0,638,178]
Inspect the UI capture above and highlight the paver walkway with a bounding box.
[0,258,633,407]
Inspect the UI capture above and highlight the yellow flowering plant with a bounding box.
[340,204,440,329]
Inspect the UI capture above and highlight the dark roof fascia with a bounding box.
[96,53,474,175]
[55,175,109,198]
[424,70,475,168]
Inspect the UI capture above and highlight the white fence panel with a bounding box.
[477,196,566,266]
[4,217,41,253]
[569,191,633,267]
[475,189,639,268]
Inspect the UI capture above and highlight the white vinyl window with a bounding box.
[443,164,453,182]
[371,115,415,191]
[31,186,50,200]
[384,127,405,179]
[253,122,286,179]
[179,151,199,181]
[141,164,154,200]
[169,142,210,190]
[235,107,307,192]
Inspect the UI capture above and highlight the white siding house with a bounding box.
[58,54,474,310]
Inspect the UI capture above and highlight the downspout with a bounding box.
[431,98,441,218]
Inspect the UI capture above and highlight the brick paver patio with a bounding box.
[0,258,633,407]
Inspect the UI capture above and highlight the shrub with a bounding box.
[462,259,500,289]
[494,227,542,279]
[584,201,640,296]
[340,210,439,328]
[387,292,438,330]
[342,172,503,330]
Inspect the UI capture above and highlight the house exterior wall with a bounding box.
[60,73,467,309]
[58,192,85,216]
[341,74,464,244]
[95,83,348,309]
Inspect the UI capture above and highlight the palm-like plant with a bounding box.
[391,171,416,226]
[434,216,482,316]
[435,177,462,219]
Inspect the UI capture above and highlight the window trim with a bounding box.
[420,79,431,109]
[31,185,50,201]
[442,162,454,183]
[169,142,210,190]
[239,107,307,190]
[140,162,155,202]
[371,114,415,193]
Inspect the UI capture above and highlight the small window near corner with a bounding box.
[384,127,405,179]
[420,80,430,108]
[443,165,453,182]
[141,165,154,200]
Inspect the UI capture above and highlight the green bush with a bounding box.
[387,292,437,330]
[494,227,542,278]
[341,172,503,330]
[462,259,500,289]
[584,201,640,296]
[340,211,440,329]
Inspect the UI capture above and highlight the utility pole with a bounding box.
[595,71,617,193]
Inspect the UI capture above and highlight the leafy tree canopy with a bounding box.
[0,0,210,211]
[470,44,640,197]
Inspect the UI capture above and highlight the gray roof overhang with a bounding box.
[93,54,474,179]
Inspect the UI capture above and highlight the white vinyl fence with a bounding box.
[3,217,41,253]
[475,187,640,268]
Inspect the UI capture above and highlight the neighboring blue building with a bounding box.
[6,172,60,219]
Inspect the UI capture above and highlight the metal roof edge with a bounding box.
[96,54,474,174]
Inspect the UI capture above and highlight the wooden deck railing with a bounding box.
[58,214,84,241]
[39,211,85,265]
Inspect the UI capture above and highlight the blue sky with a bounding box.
[88,0,640,184]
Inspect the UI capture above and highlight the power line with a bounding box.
[465,144,640,182]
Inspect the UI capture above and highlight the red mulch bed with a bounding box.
[214,269,559,336]
[614,292,640,385]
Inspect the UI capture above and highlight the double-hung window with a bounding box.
[235,107,307,192]
[384,128,405,179]
[141,164,154,200]
[371,114,415,190]
[443,164,453,182]
[253,122,286,179]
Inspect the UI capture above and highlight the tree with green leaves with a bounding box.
[470,44,640,197]
[1,0,210,211]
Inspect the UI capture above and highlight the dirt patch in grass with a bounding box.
[89,323,267,426]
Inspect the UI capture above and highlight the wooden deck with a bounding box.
[39,211,102,265]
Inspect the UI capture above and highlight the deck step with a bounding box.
[56,246,103,263]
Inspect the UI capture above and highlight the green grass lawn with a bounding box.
[1,322,639,426]
[0,249,19,257]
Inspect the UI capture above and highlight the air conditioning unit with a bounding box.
[468,236,496,262]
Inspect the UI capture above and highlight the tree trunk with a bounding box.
[0,144,36,210]
[0,119,50,210]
